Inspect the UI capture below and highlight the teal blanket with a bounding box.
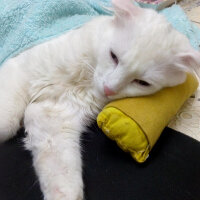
[0,0,200,67]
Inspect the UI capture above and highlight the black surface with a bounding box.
[0,125,200,200]
[0,130,42,200]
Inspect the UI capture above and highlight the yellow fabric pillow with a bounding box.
[97,74,198,163]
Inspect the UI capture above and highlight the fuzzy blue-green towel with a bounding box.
[0,0,111,66]
[160,5,200,51]
[0,0,200,67]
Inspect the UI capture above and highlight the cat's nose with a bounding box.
[104,85,116,96]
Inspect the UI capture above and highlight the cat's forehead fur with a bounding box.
[112,7,188,62]
[111,3,191,77]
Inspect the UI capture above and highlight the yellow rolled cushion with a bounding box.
[97,74,198,163]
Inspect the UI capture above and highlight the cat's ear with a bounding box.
[112,0,141,21]
[175,49,200,77]
[156,50,200,87]
[158,65,187,87]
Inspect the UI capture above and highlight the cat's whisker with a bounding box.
[25,179,39,194]
[82,60,95,73]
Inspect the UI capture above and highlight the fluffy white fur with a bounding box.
[0,0,200,199]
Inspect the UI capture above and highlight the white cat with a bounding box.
[0,0,200,199]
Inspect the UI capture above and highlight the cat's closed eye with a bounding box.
[132,79,151,87]
[110,50,118,65]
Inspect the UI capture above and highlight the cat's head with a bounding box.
[94,0,200,100]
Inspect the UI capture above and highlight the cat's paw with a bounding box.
[44,187,83,200]
[42,175,84,200]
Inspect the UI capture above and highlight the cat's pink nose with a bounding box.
[104,85,116,96]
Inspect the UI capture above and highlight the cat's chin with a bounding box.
[106,94,126,101]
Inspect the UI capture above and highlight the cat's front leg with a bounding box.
[24,101,85,200]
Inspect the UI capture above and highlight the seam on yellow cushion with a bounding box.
[97,107,150,163]
[104,105,151,149]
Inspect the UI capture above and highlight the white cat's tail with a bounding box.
[0,60,29,142]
